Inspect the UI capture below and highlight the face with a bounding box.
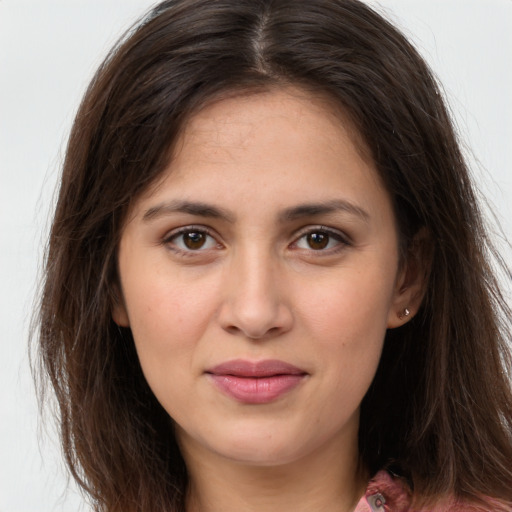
[114,88,414,469]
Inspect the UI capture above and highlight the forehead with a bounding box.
[173,86,372,173]
[130,86,389,226]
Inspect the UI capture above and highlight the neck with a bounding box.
[181,432,367,512]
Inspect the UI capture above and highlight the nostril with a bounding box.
[225,325,240,335]
[222,323,282,340]
[248,326,281,340]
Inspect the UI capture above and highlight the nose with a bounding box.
[217,249,293,340]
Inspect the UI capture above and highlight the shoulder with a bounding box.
[354,471,511,512]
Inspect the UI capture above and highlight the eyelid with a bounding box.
[160,224,351,256]
[290,225,351,251]
[162,225,223,252]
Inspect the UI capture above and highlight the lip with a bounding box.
[206,359,307,404]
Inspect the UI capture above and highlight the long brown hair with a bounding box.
[34,0,512,510]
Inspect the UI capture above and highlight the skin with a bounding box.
[113,87,425,512]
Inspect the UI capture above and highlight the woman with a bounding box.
[35,0,512,510]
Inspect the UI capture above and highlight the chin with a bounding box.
[178,418,310,467]
[206,419,342,468]
[219,440,306,467]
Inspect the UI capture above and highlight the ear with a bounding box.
[111,285,130,327]
[387,228,432,328]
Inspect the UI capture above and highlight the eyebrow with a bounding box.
[278,200,370,223]
[142,199,369,224]
[143,200,236,223]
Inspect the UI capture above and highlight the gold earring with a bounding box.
[398,308,410,320]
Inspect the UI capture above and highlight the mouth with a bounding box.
[206,359,308,404]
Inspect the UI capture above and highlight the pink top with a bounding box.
[355,471,510,512]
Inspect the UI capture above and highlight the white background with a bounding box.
[1,1,511,511]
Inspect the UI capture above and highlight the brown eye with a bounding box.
[307,232,329,250]
[165,228,218,252]
[183,231,207,250]
[294,227,348,253]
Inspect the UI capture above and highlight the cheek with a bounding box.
[120,266,221,383]
[122,278,217,421]
[299,264,396,336]
[296,263,395,380]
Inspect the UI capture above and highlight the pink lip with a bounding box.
[206,359,307,404]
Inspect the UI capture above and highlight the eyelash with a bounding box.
[162,225,221,256]
[161,225,350,256]
[291,225,351,254]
